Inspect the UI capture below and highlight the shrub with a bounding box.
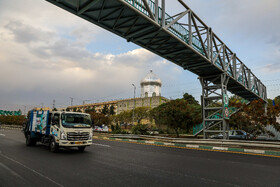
[0,115,26,126]
[132,124,149,135]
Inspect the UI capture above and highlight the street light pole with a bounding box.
[83,100,91,105]
[70,97,73,106]
[132,84,136,125]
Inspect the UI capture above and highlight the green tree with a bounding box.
[88,111,111,126]
[134,107,150,124]
[109,105,115,116]
[85,106,96,113]
[150,99,202,137]
[183,93,199,105]
[274,96,280,105]
[230,99,280,137]
[112,110,132,125]
[101,105,109,115]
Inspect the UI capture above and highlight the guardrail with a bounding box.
[110,134,280,150]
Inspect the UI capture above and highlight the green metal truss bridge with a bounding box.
[46,0,267,139]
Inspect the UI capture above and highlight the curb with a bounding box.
[0,126,22,130]
[93,136,280,157]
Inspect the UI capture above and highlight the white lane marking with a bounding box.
[92,143,111,147]
[0,133,5,136]
[0,153,64,187]
[0,162,25,180]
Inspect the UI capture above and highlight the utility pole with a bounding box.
[70,97,73,106]
[53,99,56,109]
[132,84,136,125]
[23,105,26,116]
[83,100,91,105]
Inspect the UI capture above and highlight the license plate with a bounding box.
[75,142,83,144]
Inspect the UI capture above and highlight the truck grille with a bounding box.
[67,132,89,141]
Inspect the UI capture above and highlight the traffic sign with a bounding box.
[224,107,229,119]
[223,94,229,107]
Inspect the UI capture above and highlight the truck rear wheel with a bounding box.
[78,146,86,152]
[26,135,36,146]
[49,138,58,152]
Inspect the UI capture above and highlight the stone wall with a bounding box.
[116,96,168,114]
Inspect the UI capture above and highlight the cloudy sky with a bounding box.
[0,0,280,111]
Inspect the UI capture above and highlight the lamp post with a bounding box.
[132,84,136,125]
[70,97,73,106]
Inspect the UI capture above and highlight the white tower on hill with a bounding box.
[140,70,162,98]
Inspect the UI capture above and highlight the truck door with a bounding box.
[51,113,60,137]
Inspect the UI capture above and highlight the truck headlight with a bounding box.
[89,133,92,140]
[60,132,67,140]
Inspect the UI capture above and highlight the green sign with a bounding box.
[0,110,21,116]
[223,94,229,107]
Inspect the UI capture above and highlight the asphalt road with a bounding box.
[0,129,280,187]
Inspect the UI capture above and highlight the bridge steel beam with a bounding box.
[45,0,268,138]
[200,74,229,139]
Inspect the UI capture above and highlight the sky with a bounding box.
[0,0,280,112]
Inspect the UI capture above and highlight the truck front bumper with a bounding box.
[59,140,92,147]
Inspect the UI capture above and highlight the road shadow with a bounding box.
[34,143,93,155]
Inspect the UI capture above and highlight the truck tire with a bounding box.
[26,135,36,146]
[49,138,58,152]
[78,146,86,152]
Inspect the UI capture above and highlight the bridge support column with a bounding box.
[200,73,229,139]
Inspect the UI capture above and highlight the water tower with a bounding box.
[140,70,162,98]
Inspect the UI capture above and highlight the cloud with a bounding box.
[4,20,54,44]
[0,17,172,108]
[1,0,279,109]
[263,63,280,73]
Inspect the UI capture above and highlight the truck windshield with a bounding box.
[61,114,92,128]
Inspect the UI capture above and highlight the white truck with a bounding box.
[24,110,93,152]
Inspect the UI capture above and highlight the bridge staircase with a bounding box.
[193,100,250,137]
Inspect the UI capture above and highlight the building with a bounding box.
[141,70,161,98]
[64,71,168,114]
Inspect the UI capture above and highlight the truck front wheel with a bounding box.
[26,135,36,146]
[49,138,58,152]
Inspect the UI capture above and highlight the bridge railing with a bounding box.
[124,0,266,101]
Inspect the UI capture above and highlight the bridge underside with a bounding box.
[46,0,265,101]
[46,0,267,139]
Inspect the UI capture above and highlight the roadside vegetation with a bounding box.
[2,94,279,139]
[0,115,26,126]
[229,96,280,138]
[90,93,280,139]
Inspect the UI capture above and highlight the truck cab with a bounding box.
[24,110,93,152]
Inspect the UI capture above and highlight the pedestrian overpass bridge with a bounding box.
[46,0,267,138]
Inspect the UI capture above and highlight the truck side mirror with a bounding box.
[61,114,65,120]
